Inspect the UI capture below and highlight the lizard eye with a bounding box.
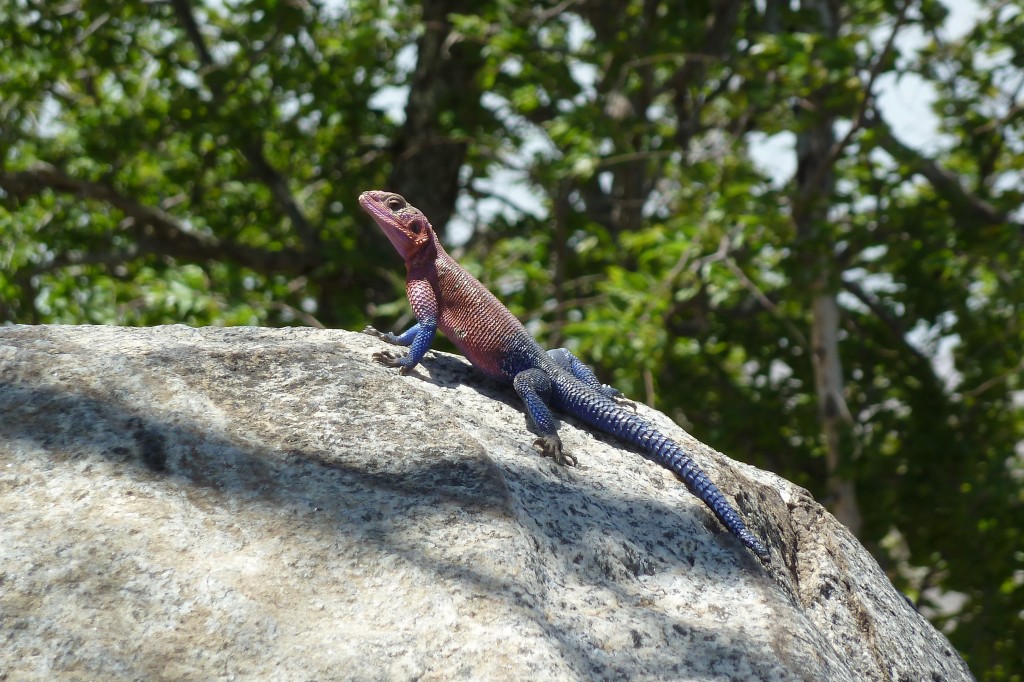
[386,196,405,211]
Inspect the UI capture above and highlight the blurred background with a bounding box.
[1,0,1021,676]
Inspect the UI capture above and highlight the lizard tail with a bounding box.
[560,392,770,560]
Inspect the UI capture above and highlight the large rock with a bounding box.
[0,325,972,681]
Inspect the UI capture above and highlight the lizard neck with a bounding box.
[405,229,445,275]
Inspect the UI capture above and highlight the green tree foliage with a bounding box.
[1,0,1021,677]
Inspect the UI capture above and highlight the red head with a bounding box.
[358,191,436,263]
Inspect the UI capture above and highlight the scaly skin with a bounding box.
[359,190,770,561]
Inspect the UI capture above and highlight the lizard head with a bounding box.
[358,190,434,261]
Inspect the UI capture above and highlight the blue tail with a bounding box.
[555,383,770,560]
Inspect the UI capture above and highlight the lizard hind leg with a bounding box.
[547,348,636,409]
[513,368,577,467]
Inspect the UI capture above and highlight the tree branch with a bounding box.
[0,164,313,275]
[962,357,1024,399]
[872,114,1011,226]
[840,276,932,370]
[720,254,810,349]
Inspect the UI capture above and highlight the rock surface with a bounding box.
[0,325,972,681]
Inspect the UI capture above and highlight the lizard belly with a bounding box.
[435,259,530,379]
[440,312,515,378]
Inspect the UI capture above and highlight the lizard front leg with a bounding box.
[513,368,576,467]
[366,277,439,375]
[364,320,437,375]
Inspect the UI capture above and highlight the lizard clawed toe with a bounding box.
[534,436,577,467]
[364,326,401,346]
[600,386,638,411]
[614,396,638,411]
[372,349,411,373]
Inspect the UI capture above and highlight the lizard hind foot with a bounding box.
[534,435,577,467]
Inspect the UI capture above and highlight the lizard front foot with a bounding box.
[534,435,577,467]
[372,349,413,375]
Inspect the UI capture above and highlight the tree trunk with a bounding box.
[794,0,862,535]
[386,0,485,232]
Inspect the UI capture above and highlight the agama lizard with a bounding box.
[359,190,770,561]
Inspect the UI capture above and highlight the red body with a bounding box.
[359,190,537,379]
